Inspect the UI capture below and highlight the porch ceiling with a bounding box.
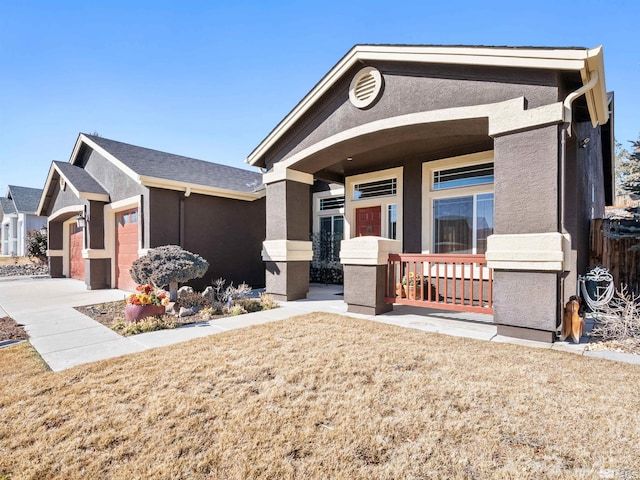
[293,118,491,183]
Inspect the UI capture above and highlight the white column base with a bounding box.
[262,240,313,262]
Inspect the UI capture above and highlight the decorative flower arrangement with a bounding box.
[127,284,170,306]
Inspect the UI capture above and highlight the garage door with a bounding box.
[115,208,139,291]
[69,224,85,281]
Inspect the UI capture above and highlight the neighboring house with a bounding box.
[247,44,614,342]
[0,185,47,257]
[38,133,265,291]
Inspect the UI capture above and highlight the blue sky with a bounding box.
[1,0,638,190]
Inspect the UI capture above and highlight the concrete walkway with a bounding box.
[0,277,637,371]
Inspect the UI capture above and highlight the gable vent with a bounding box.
[349,66,383,109]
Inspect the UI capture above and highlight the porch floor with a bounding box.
[285,284,589,354]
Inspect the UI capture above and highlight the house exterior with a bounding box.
[0,185,47,257]
[38,134,265,291]
[247,45,614,342]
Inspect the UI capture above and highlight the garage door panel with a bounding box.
[70,224,85,281]
[115,208,139,291]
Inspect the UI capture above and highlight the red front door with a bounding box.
[115,208,139,291]
[69,224,85,280]
[356,206,381,236]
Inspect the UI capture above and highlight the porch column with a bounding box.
[85,201,110,290]
[262,169,313,301]
[488,125,565,342]
[47,221,64,278]
[340,236,401,315]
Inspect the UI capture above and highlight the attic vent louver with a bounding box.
[349,66,383,109]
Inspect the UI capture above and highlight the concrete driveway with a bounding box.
[0,277,147,371]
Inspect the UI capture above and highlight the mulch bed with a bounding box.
[0,317,27,342]
[74,301,225,330]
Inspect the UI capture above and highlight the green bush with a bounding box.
[26,230,48,264]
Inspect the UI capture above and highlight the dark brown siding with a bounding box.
[148,188,265,290]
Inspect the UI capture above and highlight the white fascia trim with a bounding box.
[37,163,58,215]
[262,168,314,185]
[50,163,110,202]
[247,45,604,166]
[486,232,571,271]
[139,176,265,201]
[48,204,84,222]
[38,162,110,215]
[74,134,141,183]
[47,249,63,257]
[340,236,402,266]
[261,240,313,262]
[583,46,609,127]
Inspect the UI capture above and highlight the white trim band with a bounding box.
[262,168,315,186]
[262,240,313,262]
[340,236,401,266]
[486,232,571,271]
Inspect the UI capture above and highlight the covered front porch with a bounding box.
[249,46,611,342]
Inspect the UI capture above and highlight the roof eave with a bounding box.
[36,163,57,216]
[246,45,608,167]
[37,162,110,216]
[139,176,265,201]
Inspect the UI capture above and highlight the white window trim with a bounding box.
[345,166,403,244]
[312,188,345,234]
[421,151,494,254]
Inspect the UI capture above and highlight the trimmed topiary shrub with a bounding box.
[130,245,209,301]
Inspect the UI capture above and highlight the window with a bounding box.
[320,196,345,211]
[422,152,494,254]
[318,215,343,262]
[433,193,493,254]
[353,178,397,200]
[433,163,493,190]
[387,204,397,240]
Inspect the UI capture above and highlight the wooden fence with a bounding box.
[590,218,640,294]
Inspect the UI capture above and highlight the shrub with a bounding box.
[130,245,209,301]
[208,278,252,305]
[236,298,262,313]
[259,293,278,311]
[178,290,209,309]
[26,230,48,264]
[591,285,640,341]
[112,315,177,336]
[227,304,247,316]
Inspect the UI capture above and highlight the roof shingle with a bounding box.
[7,186,43,214]
[84,135,263,193]
[53,161,109,196]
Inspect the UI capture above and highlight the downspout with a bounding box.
[560,71,599,234]
[558,71,599,334]
[179,187,191,247]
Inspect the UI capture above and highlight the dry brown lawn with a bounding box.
[1,313,640,479]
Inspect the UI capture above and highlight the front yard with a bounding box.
[1,313,640,479]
